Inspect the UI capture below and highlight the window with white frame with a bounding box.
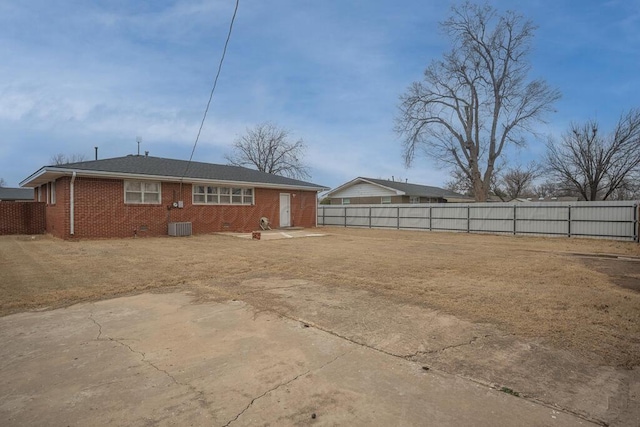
[192,185,253,205]
[410,196,420,204]
[124,181,161,204]
[50,181,56,204]
[381,196,391,204]
[342,198,350,205]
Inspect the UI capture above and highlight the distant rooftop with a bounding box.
[0,187,33,201]
[362,177,470,199]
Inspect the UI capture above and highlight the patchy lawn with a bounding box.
[1,228,638,367]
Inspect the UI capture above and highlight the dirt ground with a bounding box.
[1,227,639,369]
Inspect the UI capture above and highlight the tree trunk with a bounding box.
[473,172,488,201]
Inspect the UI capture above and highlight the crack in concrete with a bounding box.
[87,310,218,420]
[88,311,180,385]
[262,312,606,426]
[88,313,103,340]
[222,350,351,427]
[404,334,493,360]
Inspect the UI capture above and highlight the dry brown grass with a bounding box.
[1,228,639,367]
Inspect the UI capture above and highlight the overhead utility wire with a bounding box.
[182,0,240,181]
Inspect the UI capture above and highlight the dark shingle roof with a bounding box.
[0,187,33,201]
[363,178,469,199]
[44,155,325,189]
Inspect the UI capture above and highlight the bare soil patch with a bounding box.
[1,228,639,367]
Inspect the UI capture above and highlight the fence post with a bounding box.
[428,205,432,231]
[397,206,400,229]
[513,205,517,235]
[322,206,325,226]
[467,205,470,233]
[369,206,372,229]
[567,205,571,238]
[635,203,638,243]
[344,207,347,227]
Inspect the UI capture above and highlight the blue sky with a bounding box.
[1,0,639,189]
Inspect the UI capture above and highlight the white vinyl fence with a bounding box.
[317,201,640,242]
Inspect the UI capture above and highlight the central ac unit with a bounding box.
[168,222,192,237]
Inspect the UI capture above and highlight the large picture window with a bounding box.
[125,181,161,204]
[193,185,253,205]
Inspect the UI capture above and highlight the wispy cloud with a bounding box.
[0,0,638,189]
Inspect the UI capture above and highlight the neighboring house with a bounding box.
[325,177,471,205]
[0,187,34,201]
[20,155,327,239]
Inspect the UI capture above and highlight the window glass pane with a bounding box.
[207,186,217,194]
[126,181,141,191]
[243,188,253,196]
[194,194,205,203]
[126,192,142,203]
[220,187,230,195]
[243,196,253,204]
[220,195,231,204]
[231,188,242,203]
[207,194,218,204]
[194,185,205,194]
[144,193,160,203]
[144,182,159,192]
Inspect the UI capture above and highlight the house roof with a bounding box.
[325,177,471,200]
[511,196,580,202]
[20,155,328,191]
[0,187,33,201]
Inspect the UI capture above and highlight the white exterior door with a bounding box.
[279,193,291,227]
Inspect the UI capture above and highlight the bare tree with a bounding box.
[50,153,87,165]
[499,163,541,200]
[396,2,560,201]
[445,168,474,196]
[608,176,640,200]
[225,123,310,180]
[0,177,6,187]
[533,181,561,199]
[445,165,503,199]
[545,109,640,201]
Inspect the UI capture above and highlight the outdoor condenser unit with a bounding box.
[168,222,192,237]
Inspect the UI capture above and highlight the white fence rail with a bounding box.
[317,201,640,242]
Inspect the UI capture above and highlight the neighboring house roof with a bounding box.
[511,196,580,202]
[20,155,328,191]
[325,177,471,201]
[0,187,33,201]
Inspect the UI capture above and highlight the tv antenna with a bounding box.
[136,136,142,156]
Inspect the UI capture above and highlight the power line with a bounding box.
[182,0,240,179]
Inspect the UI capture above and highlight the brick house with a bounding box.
[325,177,471,205]
[20,155,327,239]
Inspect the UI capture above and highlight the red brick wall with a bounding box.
[0,202,46,235]
[46,178,69,237]
[47,177,318,239]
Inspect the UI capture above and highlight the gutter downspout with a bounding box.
[315,191,318,228]
[70,172,76,236]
